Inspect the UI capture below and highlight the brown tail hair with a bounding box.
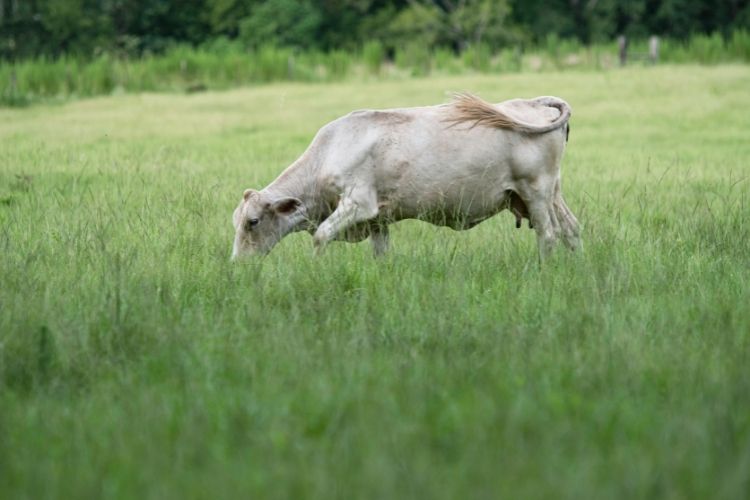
[447,92,571,134]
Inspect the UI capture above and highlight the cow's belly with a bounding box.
[373,132,516,225]
[414,210,501,230]
[379,186,511,230]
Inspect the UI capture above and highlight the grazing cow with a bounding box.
[232,93,580,259]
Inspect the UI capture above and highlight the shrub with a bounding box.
[494,47,522,73]
[688,33,726,64]
[323,50,352,80]
[727,29,750,62]
[461,43,492,72]
[395,43,431,76]
[362,41,384,75]
[252,45,295,82]
[433,48,462,74]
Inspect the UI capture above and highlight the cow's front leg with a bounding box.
[313,192,379,253]
[551,180,581,251]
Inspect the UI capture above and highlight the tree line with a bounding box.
[1,0,748,60]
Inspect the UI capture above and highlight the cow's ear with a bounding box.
[270,197,302,215]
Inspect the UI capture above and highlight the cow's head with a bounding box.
[231,189,304,259]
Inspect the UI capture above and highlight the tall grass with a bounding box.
[2,65,750,498]
[0,45,358,106]
[1,66,749,498]
[394,43,432,76]
[362,40,385,75]
[2,30,750,107]
[660,30,750,64]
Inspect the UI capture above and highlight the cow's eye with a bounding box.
[244,218,259,231]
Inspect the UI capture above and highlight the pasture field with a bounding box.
[1,66,749,499]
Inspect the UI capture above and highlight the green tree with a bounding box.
[238,0,322,48]
[1,0,749,60]
[446,0,513,48]
[109,0,209,53]
[205,0,257,37]
[317,0,384,50]
[386,0,513,51]
[40,0,114,55]
[387,1,443,48]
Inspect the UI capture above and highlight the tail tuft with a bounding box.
[447,92,571,135]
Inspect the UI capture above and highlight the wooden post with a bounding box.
[618,35,628,66]
[649,36,659,64]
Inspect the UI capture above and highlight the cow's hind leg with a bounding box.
[554,197,581,251]
[517,181,559,260]
[552,180,581,251]
[313,189,379,253]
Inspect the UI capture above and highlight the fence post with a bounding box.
[618,35,628,66]
[649,36,659,64]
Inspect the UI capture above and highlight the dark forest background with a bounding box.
[1,0,749,60]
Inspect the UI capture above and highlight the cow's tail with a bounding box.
[447,93,571,135]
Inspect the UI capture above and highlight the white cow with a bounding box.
[232,93,580,259]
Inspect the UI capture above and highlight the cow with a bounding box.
[231,93,581,260]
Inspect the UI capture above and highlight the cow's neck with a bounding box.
[262,151,321,228]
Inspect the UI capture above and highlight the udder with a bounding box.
[508,191,533,229]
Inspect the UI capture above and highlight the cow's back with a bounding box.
[316,102,567,222]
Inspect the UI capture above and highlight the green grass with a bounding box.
[1,65,749,499]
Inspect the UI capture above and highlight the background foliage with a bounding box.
[1,0,749,59]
